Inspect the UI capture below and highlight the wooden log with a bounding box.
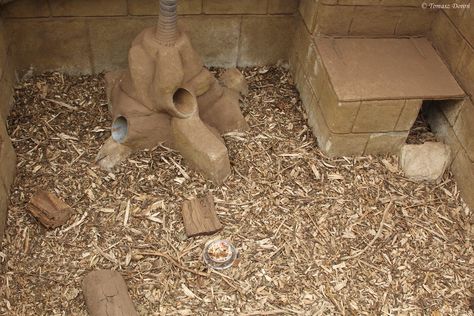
[181,193,223,238]
[82,270,138,316]
[28,190,72,228]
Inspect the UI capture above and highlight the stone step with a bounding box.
[316,37,464,101]
[300,37,466,156]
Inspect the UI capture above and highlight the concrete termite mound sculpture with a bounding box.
[96,0,249,184]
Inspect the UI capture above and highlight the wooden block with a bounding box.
[28,190,72,228]
[82,270,139,316]
[181,193,223,237]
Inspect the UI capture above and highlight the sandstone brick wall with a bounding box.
[298,0,436,37]
[291,1,474,208]
[289,1,436,156]
[427,8,474,208]
[0,17,17,241]
[290,0,438,116]
[290,0,438,85]
[0,0,298,73]
[0,17,14,119]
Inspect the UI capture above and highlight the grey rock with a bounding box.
[399,142,452,182]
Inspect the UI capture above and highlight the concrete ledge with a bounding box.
[315,37,465,101]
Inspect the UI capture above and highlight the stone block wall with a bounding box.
[298,0,436,37]
[290,1,438,119]
[293,37,423,156]
[291,1,474,208]
[0,17,16,240]
[290,0,437,91]
[427,8,474,208]
[1,0,298,73]
[290,2,438,156]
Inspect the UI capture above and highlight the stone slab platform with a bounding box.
[315,37,465,101]
[300,37,467,157]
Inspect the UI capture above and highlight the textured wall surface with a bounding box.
[1,0,298,73]
[0,18,14,118]
[428,8,474,208]
[298,0,436,37]
[290,1,474,209]
[0,17,16,242]
[290,0,439,116]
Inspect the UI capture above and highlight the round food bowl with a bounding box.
[202,240,238,270]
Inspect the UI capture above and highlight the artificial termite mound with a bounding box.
[97,0,248,184]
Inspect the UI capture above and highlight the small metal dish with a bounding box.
[202,239,238,270]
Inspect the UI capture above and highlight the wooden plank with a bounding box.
[82,270,139,316]
[181,193,223,237]
[28,190,72,228]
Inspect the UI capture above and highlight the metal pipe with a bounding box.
[156,0,178,46]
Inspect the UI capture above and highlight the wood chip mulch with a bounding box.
[0,67,473,315]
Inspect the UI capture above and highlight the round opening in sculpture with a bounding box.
[112,116,128,144]
[173,88,197,117]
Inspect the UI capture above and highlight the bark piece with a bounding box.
[182,193,223,237]
[28,190,72,228]
[82,270,139,316]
